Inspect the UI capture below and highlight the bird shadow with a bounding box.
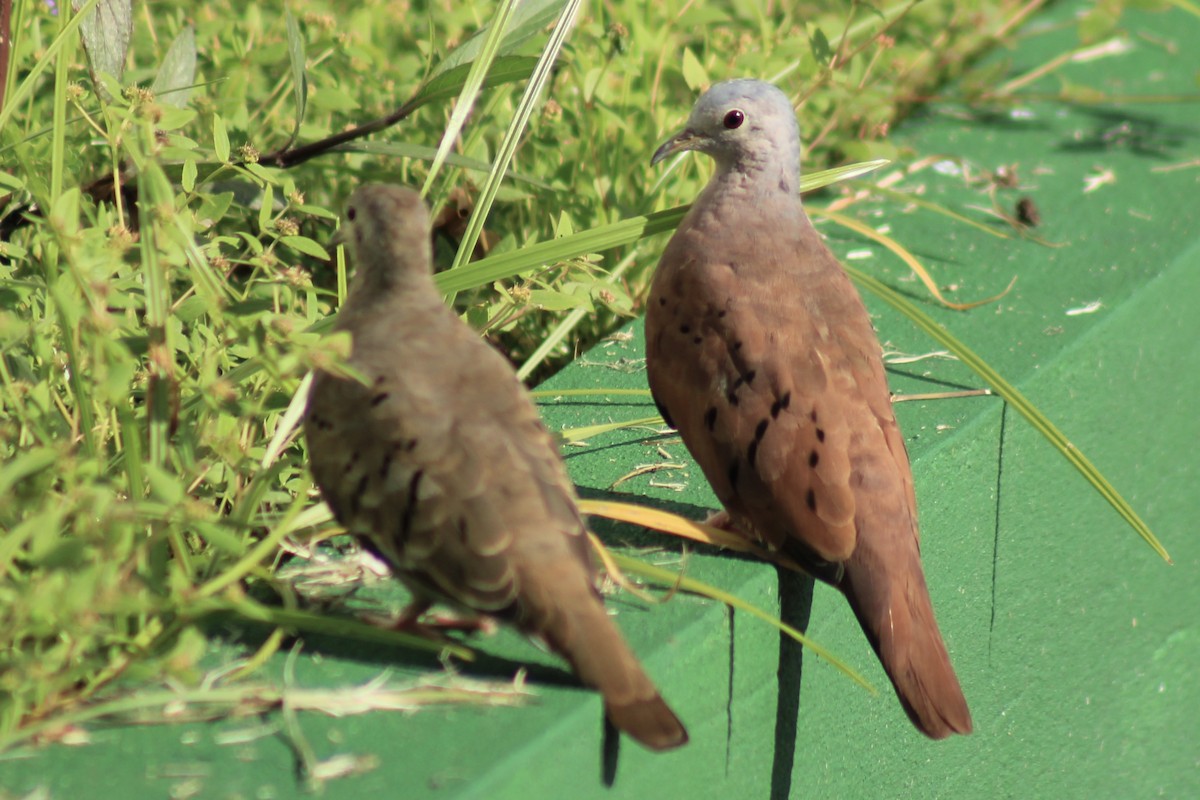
[577,486,819,799]
[770,568,816,800]
[197,603,581,691]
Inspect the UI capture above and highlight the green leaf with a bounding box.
[151,25,197,108]
[284,11,308,142]
[444,0,583,281]
[681,48,709,90]
[426,0,565,82]
[0,448,61,497]
[74,0,133,99]
[808,24,833,64]
[421,0,521,194]
[281,236,330,261]
[182,158,197,192]
[213,114,230,162]
[409,56,539,113]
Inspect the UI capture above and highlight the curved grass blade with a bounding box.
[421,0,520,195]
[0,0,100,132]
[580,498,804,571]
[283,11,307,148]
[433,161,889,296]
[847,265,1172,563]
[854,180,1012,239]
[558,415,661,444]
[606,551,874,692]
[333,141,552,189]
[814,207,1016,310]
[446,0,583,282]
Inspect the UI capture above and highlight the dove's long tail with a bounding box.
[841,541,973,739]
[537,584,688,752]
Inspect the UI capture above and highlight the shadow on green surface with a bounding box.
[772,569,817,800]
[580,486,822,800]
[1055,106,1196,159]
[200,608,582,692]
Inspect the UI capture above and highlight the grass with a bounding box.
[0,0,1173,758]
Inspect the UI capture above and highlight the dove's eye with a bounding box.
[723,109,745,129]
[347,207,357,221]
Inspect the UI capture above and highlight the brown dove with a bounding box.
[305,184,687,751]
[646,79,972,738]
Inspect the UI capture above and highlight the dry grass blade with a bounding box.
[587,532,670,604]
[2,670,529,753]
[558,415,663,444]
[857,181,1013,239]
[813,207,1017,310]
[606,551,875,692]
[579,498,803,571]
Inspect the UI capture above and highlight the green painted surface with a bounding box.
[4,3,1199,797]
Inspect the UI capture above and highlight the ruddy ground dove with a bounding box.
[646,79,972,738]
[305,184,687,751]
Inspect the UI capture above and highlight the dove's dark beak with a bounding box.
[652,128,703,166]
[329,226,347,249]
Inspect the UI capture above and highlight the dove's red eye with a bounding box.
[723,109,745,129]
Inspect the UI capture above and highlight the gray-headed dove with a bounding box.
[646,79,971,739]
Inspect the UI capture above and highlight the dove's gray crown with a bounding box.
[655,79,802,197]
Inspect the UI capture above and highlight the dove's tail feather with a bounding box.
[842,548,973,739]
[539,590,688,752]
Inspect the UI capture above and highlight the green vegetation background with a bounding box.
[0,0,1180,759]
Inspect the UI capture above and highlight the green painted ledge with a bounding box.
[5,3,1199,798]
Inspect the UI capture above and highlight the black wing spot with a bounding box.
[805,488,817,511]
[744,370,757,385]
[717,310,727,318]
[371,392,390,407]
[770,399,783,418]
[726,389,739,407]
[680,324,691,334]
[733,341,744,351]
[809,450,819,468]
[809,408,818,423]
[343,450,360,474]
[747,439,759,468]
[704,406,718,431]
[658,296,668,306]
[728,461,740,487]
[399,469,425,540]
[816,427,826,443]
[373,375,386,386]
[754,419,768,441]
[379,450,393,479]
[693,336,703,345]
[403,438,418,452]
[780,392,791,410]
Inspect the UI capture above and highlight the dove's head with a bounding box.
[335,184,434,294]
[652,79,801,194]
